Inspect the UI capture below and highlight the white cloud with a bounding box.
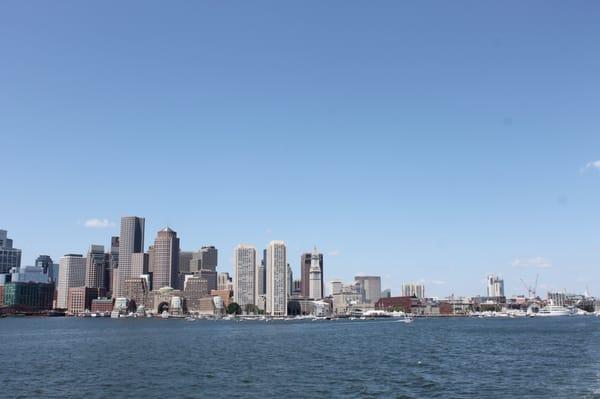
[84,218,115,229]
[581,160,600,172]
[328,250,340,256]
[430,279,446,285]
[511,256,552,269]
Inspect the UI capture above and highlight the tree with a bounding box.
[227,302,242,315]
[244,304,259,314]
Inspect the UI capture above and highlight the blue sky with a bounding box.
[2,2,600,297]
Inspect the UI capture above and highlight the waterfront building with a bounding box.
[234,245,256,309]
[123,277,150,309]
[332,290,362,315]
[354,275,382,304]
[2,281,54,311]
[184,275,209,312]
[179,250,193,274]
[151,286,184,314]
[67,287,106,314]
[487,274,505,298]
[266,240,287,316]
[301,250,323,298]
[85,245,108,289]
[309,247,323,300]
[151,228,180,290]
[211,289,233,308]
[57,254,86,309]
[91,298,114,313]
[0,230,21,274]
[401,283,425,299]
[381,288,391,298]
[115,216,145,298]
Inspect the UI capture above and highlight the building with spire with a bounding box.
[309,247,323,300]
[301,249,323,298]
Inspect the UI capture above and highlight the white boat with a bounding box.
[161,311,169,319]
[110,311,120,318]
[537,305,572,317]
[396,316,414,324]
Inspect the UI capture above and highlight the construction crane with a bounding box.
[520,274,539,299]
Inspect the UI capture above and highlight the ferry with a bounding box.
[537,305,572,317]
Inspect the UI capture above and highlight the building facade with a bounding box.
[234,244,256,309]
[115,216,145,298]
[266,240,287,316]
[354,275,382,304]
[301,250,323,298]
[85,245,107,289]
[487,274,505,298]
[309,247,323,300]
[57,254,86,309]
[0,230,21,274]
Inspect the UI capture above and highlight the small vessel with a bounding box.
[397,316,414,324]
[161,311,169,319]
[110,311,120,318]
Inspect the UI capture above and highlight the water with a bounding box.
[1,317,600,398]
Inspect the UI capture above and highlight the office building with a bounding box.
[179,251,193,274]
[131,252,149,277]
[123,277,150,309]
[190,246,218,272]
[309,247,323,300]
[0,230,21,274]
[487,274,505,297]
[107,236,119,293]
[85,245,107,289]
[354,275,382,304]
[67,287,106,314]
[234,244,256,309]
[151,228,180,290]
[218,272,232,291]
[255,250,266,300]
[3,281,55,311]
[401,283,425,299]
[301,250,323,298]
[115,216,145,297]
[266,240,287,316]
[57,254,86,309]
[184,275,209,312]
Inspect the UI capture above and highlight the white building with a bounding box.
[309,247,322,300]
[234,244,256,309]
[354,275,382,304]
[266,240,287,316]
[487,274,505,297]
[57,254,86,309]
[401,283,425,298]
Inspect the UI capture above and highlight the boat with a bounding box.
[396,316,414,324]
[110,311,120,318]
[537,305,572,317]
[161,311,169,319]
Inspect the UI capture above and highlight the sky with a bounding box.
[1,2,600,297]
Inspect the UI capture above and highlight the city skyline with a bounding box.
[2,3,600,297]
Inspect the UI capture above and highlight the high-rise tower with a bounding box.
[266,240,287,316]
[309,247,322,300]
[234,244,256,309]
[151,227,180,290]
[115,216,145,297]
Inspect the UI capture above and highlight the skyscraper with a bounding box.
[266,240,287,316]
[35,255,59,283]
[301,250,323,298]
[487,274,505,297]
[234,244,256,309]
[151,228,180,290]
[57,254,86,309]
[85,245,107,289]
[115,216,145,297]
[0,230,21,274]
[179,250,193,274]
[354,275,382,304]
[107,236,119,293]
[309,247,323,300]
[190,246,218,291]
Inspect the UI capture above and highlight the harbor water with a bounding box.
[1,316,599,398]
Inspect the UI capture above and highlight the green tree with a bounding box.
[227,302,242,315]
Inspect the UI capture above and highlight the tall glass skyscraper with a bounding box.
[115,216,145,297]
[0,230,21,274]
